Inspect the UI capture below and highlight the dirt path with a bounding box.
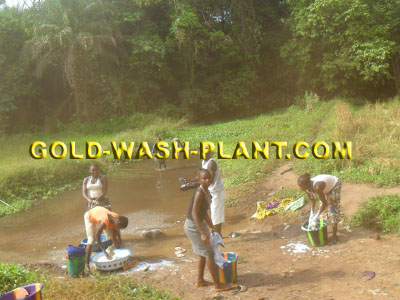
[121,166,400,300]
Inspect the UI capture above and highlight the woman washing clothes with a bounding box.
[297,173,342,244]
[82,163,111,211]
[184,168,232,292]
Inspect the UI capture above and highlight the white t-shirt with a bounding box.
[311,174,338,194]
[86,176,103,198]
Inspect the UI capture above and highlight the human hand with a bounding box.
[210,227,217,233]
[201,233,210,244]
[104,250,112,260]
[308,209,314,225]
[86,263,90,271]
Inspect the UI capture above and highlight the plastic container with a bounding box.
[91,248,132,271]
[67,255,86,276]
[67,245,86,276]
[301,219,328,247]
[80,234,112,252]
[216,252,238,284]
[0,283,43,300]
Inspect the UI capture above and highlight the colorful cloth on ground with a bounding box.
[256,198,293,220]
[265,201,281,209]
[284,196,305,211]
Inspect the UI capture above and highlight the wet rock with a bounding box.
[142,229,165,239]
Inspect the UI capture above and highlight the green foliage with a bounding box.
[0,263,38,293]
[351,194,400,233]
[0,263,179,299]
[27,0,120,122]
[281,0,400,96]
[1,0,399,130]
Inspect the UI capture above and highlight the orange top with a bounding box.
[88,206,119,228]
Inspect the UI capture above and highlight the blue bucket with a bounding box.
[66,245,86,277]
[216,252,238,284]
[80,234,112,252]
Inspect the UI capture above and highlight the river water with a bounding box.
[0,158,201,263]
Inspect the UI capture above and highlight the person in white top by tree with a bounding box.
[297,173,342,244]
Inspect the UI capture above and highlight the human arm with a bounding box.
[204,212,216,233]
[314,181,328,215]
[191,191,210,244]
[110,227,122,249]
[95,222,111,259]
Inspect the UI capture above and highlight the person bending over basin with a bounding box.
[84,206,128,270]
[298,173,342,244]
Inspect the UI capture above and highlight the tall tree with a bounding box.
[281,0,400,96]
[28,0,120,121]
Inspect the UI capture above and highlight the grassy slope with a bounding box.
[2,98,400,217]
[3,97,400,298]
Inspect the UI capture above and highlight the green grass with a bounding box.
[2,96,400,217]
[0,263,39,293]
[0,263,179,299]
[351,194,400,233]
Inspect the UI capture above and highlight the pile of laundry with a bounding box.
[255,197,294,220]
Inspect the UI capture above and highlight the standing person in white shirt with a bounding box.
[297,173,342,244]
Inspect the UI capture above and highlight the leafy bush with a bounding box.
[0,263,38,294]
[351,194,400,233]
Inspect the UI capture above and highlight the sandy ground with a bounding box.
[118,166,400,300]
[34,165,400,300]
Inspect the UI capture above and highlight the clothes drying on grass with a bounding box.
[284,196,305,211]
[256,198,293,220]
[210,232,229,269]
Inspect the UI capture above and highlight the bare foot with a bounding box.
[214,284,234,292]
[196,280,213,287]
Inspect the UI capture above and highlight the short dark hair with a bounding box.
[298,173,311,186]
[90,163,99,169]
[119,216,128,229]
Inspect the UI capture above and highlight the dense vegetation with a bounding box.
[0,0,399,133]
[0,263,38,293]
[352,194,400,234]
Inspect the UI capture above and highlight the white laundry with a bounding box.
[210,232,229,269]
[308,209,320,230]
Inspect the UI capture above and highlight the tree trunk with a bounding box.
[393,56,400,95]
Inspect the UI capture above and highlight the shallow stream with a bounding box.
[0,158,201,263]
